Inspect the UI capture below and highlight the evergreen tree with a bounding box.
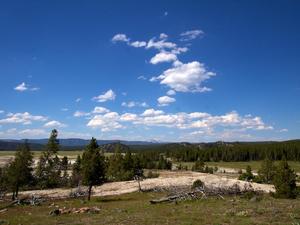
[61,156,69,186]
[0,165,9,198]
[157,155,172,170]
[273,159,297,199]
[123,151,133,172]
[71,155,82,187]
[7,141,33,199]
[107,145,126,181]
[239,165,255,181]
[257,157,276,184]
[35,129,61,188]
[192,160,205,172]
[81,138,106,200]
[132,156,144,191]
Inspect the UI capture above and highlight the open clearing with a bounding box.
[177,161,300,173]
[0,151,114,167]
[1,191,300,225]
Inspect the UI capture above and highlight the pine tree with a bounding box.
[239,165,254,181]
[0,165,9,198]
[61,156,69,186]
[71,155,82,187]
[192,160,205,172]
[258,157,276,184]
[273,159,297,199]
[133,156,143,191]
[107,145,125,181]
[81,138,106,201]
[7,141,33,200]
[36,129,61,188]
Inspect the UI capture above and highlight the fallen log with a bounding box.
[0,200,18,210]
[150,183,258,204]
[150,191,202,204]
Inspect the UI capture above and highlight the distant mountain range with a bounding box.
[1,138,299,151]
[0,138,163,151]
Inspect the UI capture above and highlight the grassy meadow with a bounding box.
[177,161,300,173]
[0,192,300,225]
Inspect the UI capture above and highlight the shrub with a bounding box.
[204,166,214,174]
[192,179,204,190]
[257,158,276,184]
[214,166,218,172]
[272,160,297,199]
[239,166,255,181]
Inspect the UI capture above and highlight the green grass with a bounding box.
[178,161,300,173]
[0,192,300,224]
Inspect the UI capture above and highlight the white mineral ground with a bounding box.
[19,170,275,199]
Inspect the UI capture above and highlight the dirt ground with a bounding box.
[18,170,274,199]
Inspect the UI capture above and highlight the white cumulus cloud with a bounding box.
[87,112,123,132]
[150,52,177,64]
[166,90,176,95]
[151,61,215,93]
[157,96,176,106]
[92,106,110,114]
[93,89,116,102]
[0,112,47,125]
[141,108,164,117]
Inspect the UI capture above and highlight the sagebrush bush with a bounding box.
[192,179,204,190]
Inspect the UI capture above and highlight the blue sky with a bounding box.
[0,0,299,142]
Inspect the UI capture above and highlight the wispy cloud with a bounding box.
[137,75,147,80]
[14,82,39,92]
[180,30,204,41]
[14,82,28,91]
[111,34,130,43]
[44,120,67,128]
[121,101,148,108]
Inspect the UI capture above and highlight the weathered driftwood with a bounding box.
[150,183,257,204]
[0,200,18,210]
[0,195,44,210]
[150,191,204,204]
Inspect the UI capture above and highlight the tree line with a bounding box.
[159,141,300,162]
